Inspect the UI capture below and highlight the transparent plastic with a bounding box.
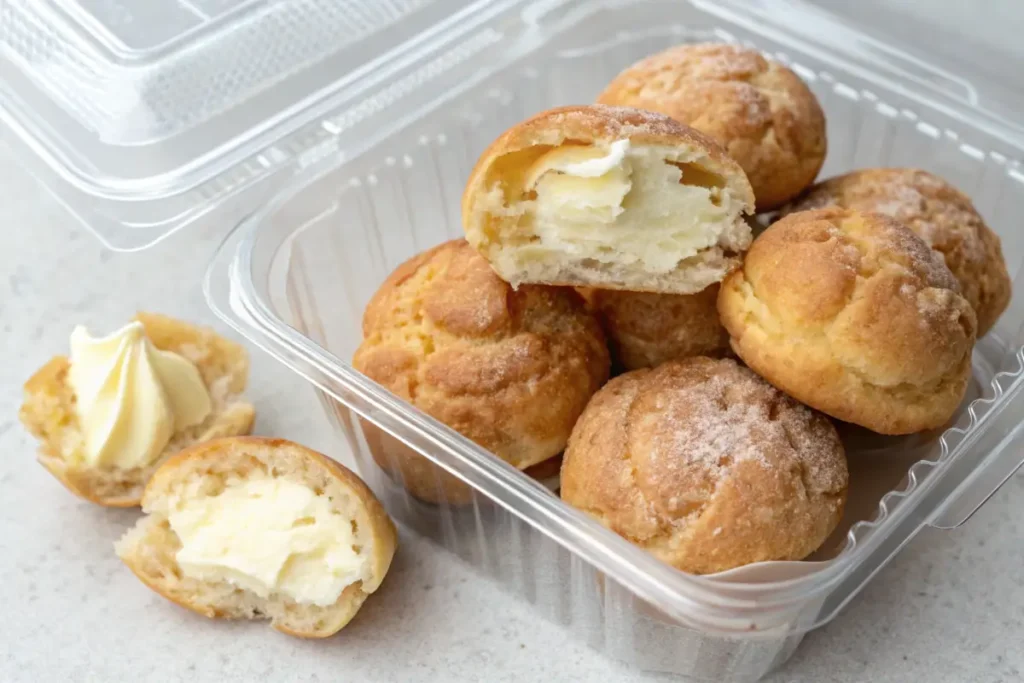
[4,0,1022,253]
[0,0,509,250]
[199,1,1024,681]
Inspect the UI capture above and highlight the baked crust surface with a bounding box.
[589,285,729,371]
[354,240,609,503]
[598,43,826,210]
[783,168,1011,336]
[718,208,976,434]
[561,357,848,574]
[116,436,397,638]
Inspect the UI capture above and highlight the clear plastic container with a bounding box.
[0,0,481,250]
[184,0,1024,681]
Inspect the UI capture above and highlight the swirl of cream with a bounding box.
[68,322,212,468]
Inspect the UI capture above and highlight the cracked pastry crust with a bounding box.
[588,285,730,371]
[718,208,977,435]
[782,168,1011,337]
[598,43,826,210]
[353,239,610,504]
[560,357,848,575]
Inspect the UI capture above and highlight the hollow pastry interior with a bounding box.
[466,107,754,294]
[116,437,396,638]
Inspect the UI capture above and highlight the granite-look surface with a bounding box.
[3,140,1022,683]
[3,3,1024,677]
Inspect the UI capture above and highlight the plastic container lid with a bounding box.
[3,0,1023,252]
[0,0,511,250]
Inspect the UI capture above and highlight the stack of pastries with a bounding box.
[354,43,1010,575]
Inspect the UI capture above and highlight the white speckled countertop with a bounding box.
[2,3,1024,681]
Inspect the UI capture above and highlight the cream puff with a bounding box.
[561,357,848,574]
[718,208,976,434]
[783,168,1011,336]
[462,105,754,294]
[598,43,826,210]
[116,437,396,638]
[353,239,609,503]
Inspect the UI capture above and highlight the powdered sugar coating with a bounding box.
[783,168,1011,335]
[628,359,845,503]
[719,207,977,435]
[561,357,848,575]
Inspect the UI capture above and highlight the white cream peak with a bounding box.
[67,321,212,469]
[534,138,631,178]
